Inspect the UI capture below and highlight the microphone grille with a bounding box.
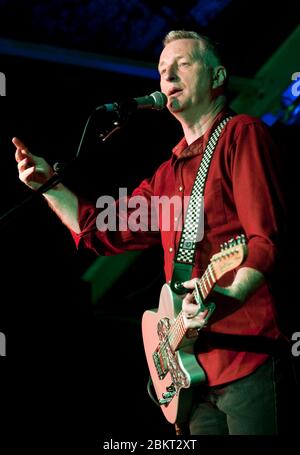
[150,91,167,110]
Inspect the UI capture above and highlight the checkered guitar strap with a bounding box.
[170,116,232,295]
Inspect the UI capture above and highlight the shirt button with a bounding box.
[174,217,178,222]
[169,247,173,253]
[179,186,183,192]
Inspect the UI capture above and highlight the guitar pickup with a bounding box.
[153,349,168,380]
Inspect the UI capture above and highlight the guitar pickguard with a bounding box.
[152,317,190,405]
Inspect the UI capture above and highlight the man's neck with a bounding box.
[181,98,226,145]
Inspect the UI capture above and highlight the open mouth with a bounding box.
[168,88,183,97]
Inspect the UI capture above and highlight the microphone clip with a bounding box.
[97,101,136,143]
[99,120,122,143]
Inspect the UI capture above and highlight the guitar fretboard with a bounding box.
[167,263,216,352]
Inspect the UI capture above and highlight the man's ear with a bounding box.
[212,66,227,89]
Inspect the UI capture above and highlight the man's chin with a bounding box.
[169,99,184,113]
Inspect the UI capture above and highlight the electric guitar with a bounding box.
[142,235,247,424]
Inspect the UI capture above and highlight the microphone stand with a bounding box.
[0,103,132,230]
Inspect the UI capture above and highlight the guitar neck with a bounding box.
[168,263,216,352]
[194,263,217,300]
[166,236,247,353]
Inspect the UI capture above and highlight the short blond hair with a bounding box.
[163,30,222,69]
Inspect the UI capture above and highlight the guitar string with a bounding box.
[167,269,210,350]
[155,239,245,373]
[157,263,216,362]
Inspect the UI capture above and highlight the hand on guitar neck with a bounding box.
[181,278,210,330]
[182,266,265,328]
[182,279,241,329]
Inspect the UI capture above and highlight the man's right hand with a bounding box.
[13,137,55,191]
[12,137,81,233]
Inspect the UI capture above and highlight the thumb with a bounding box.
[182,278,199,289]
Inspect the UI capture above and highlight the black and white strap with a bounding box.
[176,116,232,264]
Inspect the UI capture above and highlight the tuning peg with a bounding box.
[236,234,246,244]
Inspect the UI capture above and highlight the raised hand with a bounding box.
[13,137,54,191]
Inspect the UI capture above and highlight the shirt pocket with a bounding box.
[204,178,227,230]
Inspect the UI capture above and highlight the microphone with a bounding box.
[96,91,167,112]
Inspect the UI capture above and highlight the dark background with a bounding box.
[1,0,300,452]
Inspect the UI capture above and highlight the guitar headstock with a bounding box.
[210,235,248,281]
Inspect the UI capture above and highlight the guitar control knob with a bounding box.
[166,384,175,392]
[162,389,176,400]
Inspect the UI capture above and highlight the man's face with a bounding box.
[158,39,213,115]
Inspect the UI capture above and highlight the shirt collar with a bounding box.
[171,107,232,163]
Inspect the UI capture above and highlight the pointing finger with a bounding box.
[12,137,33,162]
[12,137,27,149]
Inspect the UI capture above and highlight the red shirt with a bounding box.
[71,110,285,386]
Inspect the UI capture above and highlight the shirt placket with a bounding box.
[171,159,186,258]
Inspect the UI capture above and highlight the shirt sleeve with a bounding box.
[231,119,286,278]
[70,176,161,256]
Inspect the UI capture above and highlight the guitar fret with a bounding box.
[202,276,208,295]
[208,264,216,283]
[170,315,180,351]
[206,270,213,293]
[170,312,185,351]
[170,325,176,348]
[199,279,207,299]
[205,270,212,288]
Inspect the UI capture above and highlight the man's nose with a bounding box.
[164,66,178,82]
